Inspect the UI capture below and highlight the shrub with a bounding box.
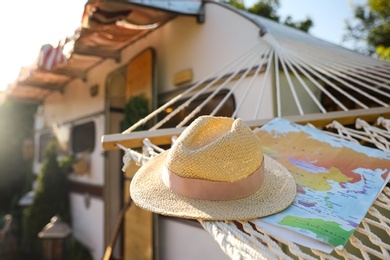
[23,140,70,257]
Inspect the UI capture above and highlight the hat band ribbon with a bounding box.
[162,161,264,201]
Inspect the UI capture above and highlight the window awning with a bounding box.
[5,0,203,103]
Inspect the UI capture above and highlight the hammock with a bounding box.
[101,30,390,258]
[103,115,390,260]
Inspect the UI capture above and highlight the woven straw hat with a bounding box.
[130,116,296,220]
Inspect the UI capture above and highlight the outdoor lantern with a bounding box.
[38,215,72,260]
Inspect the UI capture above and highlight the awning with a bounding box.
[5,0,203,103]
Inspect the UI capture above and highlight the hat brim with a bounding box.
[130,151,296,221]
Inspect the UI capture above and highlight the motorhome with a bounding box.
[6,1,389,259]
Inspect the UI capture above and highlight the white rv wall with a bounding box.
[118,3,264,95]
[70,193,104,260]
[279,73,323,116]
[227,75,274,120]
[158,217,229,260]
[154,3,262,94]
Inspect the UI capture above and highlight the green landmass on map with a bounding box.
[278,215,355,247]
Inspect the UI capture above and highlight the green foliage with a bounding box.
[24,141,70,240]
[227,0,313,33]
[344,0,390,59]
[369,0,390,18]
[70,238,93,260]
[58,154,78,174]
[0,100,37,214]
[248,0,281,22]
[377,45,390,61]
[283,15,313,32]
[223,0,245,10]
[120,94,150,132]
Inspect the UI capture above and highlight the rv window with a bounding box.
[158,90,235,128]
[38,133,53,163]
[71,121,96,154]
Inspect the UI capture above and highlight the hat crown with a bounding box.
[166,116,263,182]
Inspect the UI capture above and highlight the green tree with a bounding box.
[344,0,390,60]
[224,0,245,10]
[226,0,313,33]
[23,140,93,259]
[0,100,36,213]
[24,141,70,256]
[247,0,281,22]
[283,15,313,32]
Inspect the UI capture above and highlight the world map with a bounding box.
[252,118,390,251]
